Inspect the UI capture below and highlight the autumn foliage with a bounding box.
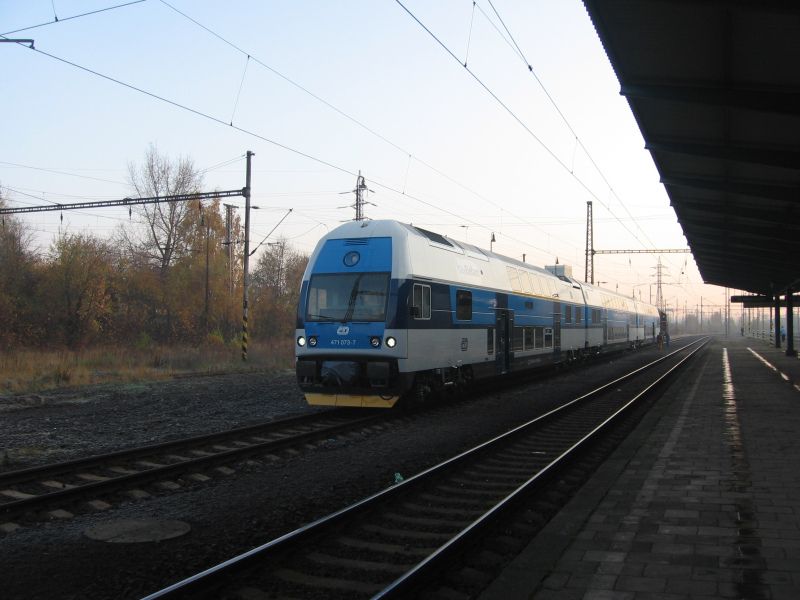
[0,148,308,353]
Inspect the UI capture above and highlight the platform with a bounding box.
[482,336,800,599]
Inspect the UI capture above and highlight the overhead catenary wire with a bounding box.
[156,0,577,252]
[463,1,477,68]
[230,55,250,125]
[4,7,687,278]
[1,34,559,261]
[0,160,128,186]
[0,35,355,178]
[393,0,652,252]
[481,0,657,251]
[1,0,146,36]
[474,3,701,282]
[199,154,245,174]
[249,208,293,257]
[4,0,582,261]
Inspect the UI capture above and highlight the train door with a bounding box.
[495,309,513,374]
[552,301,561,357]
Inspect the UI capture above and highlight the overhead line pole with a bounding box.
[585,201,593,283]
[584,200,690,285]
[2,154,260,362]
[241,150,254,362]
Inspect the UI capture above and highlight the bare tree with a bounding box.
[126,144,203,274]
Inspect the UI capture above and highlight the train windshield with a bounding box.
[306,272,390,322]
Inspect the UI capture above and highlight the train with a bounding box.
[295,220,662,407]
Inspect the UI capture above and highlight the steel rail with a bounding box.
[141,337,708,600]
[375,337,709,598]
[0,410,383,520]
[0,410,348,487]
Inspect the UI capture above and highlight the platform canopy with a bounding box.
[581,0,800,296]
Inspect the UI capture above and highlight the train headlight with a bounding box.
[370,336,381,348]
[297,336,306,347]
[385,336,397,348]
[308,336,318,347]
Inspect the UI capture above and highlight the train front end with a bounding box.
[295,222,410,407]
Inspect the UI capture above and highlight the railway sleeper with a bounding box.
[434,484,505,498]
[273,567,383,595]
[360,523,452,542]
[492,448,556,460]
[470,461,544,475]
[418,492,493,508]
[401,501,485,519]
[39,480,75,490]
[459,468,527,483]
[306,551,409,575]
[336,535,433,558]
[383,510,469,529]
[473,460,547,475]
[446,476,517,491]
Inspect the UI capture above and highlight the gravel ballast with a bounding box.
[1,346,673,599]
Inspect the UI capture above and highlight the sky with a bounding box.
[1,0,736,321]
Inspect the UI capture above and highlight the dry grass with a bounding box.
[0,338,295,394]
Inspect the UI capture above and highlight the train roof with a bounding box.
[305,219,659,314]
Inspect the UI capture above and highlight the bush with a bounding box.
[206,330,225,347]
[135,331,153,350]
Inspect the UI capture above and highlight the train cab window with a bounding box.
[307,272,389,322]
[544,328,553,348]
[412,283,431,319]
[487,327,494,354]
[456,290,472,320]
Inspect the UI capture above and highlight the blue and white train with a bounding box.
[295,220,662,408]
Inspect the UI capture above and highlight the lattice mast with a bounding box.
[585,201,594,284]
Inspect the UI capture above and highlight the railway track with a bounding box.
[0,409,385,527]
[143,337,709,599]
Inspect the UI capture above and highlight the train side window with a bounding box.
[506,267,522,292]
[456,290,472,320]
[513,327,523,351]
[520,272,533,294]
[487,327,494,354]
[412,283,431,319]
[524,327,533,349]
[534,327,544,349]
[544,328,553,348]
[564,305,572,324]
[575,308,582,325]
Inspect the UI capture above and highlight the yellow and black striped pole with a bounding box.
[241,310,248,361]
[241,150,254,362]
